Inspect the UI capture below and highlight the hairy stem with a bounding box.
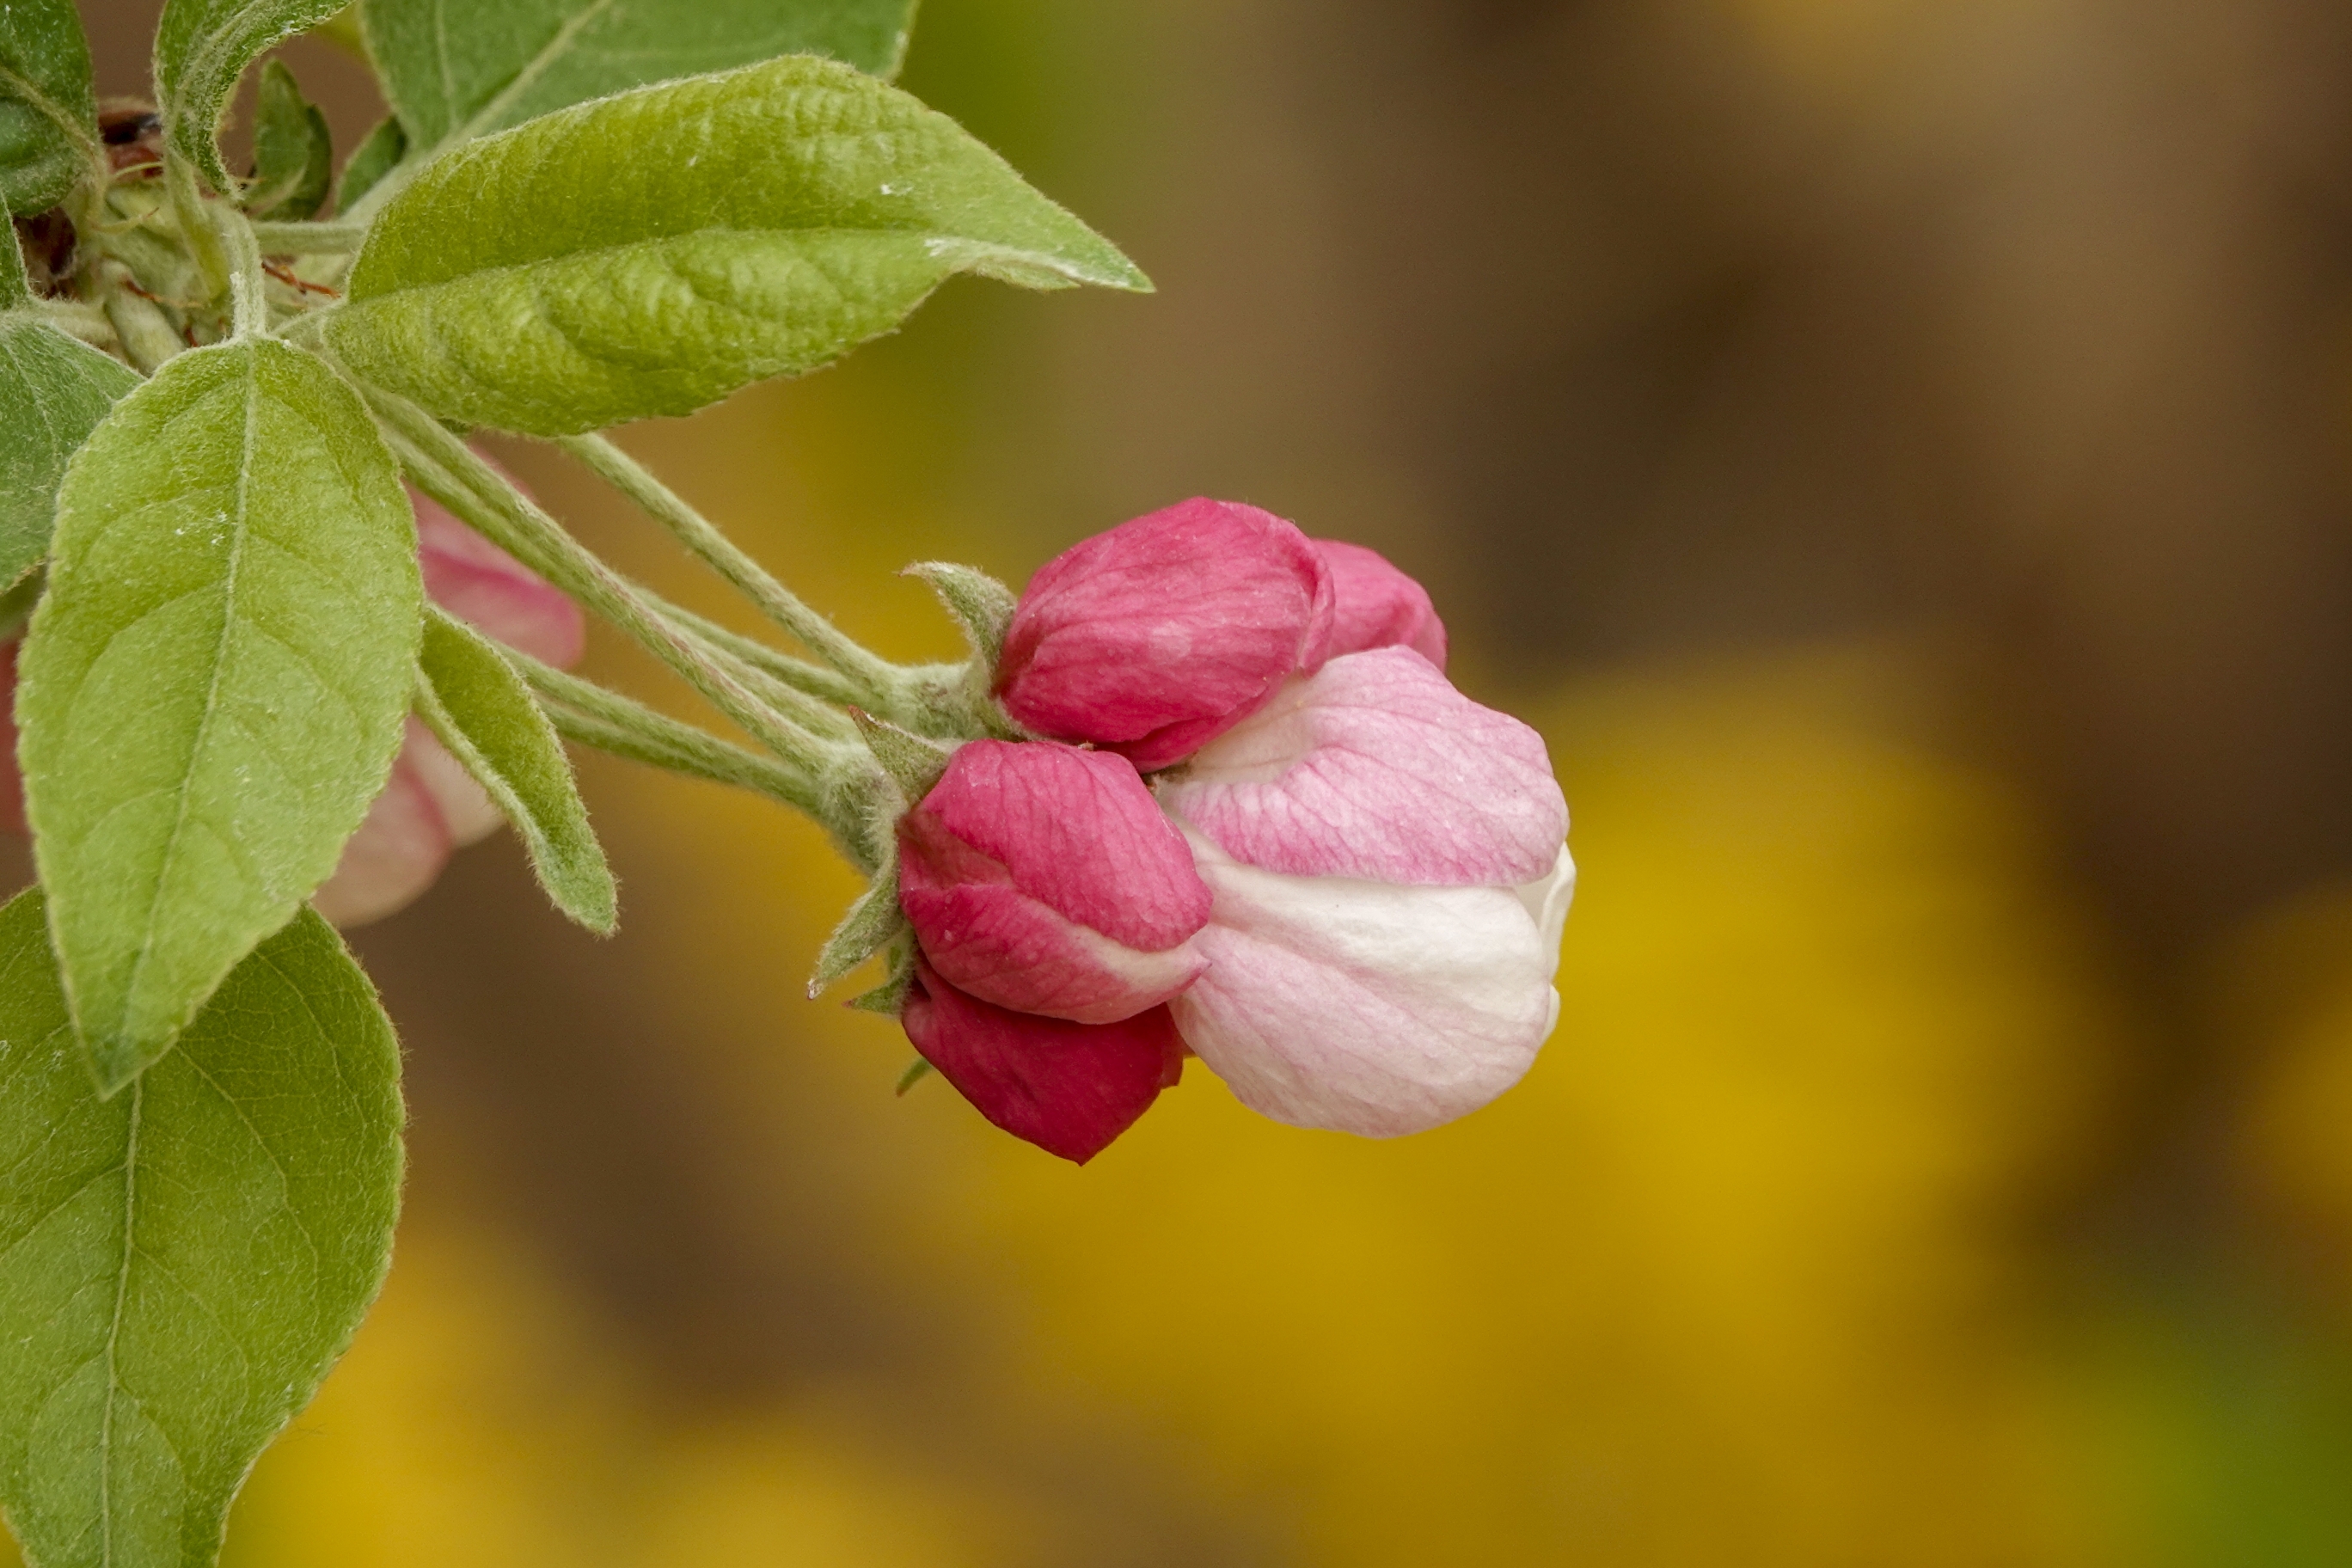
[555,432,903,698]
[247,218,371,255]
[365,389,848,779]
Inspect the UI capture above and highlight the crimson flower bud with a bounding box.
[1314,538,1447,669]
[897,739,1210,1023]
[995,498,1334,771]
[900,961,1185,1165]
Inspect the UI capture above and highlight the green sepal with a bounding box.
[810,865,908,998]
[894,1055,934,1094]
[20,336,422,1092]
[903,560,1016,666]
[850,707,952,802]
[0,888,403,1568]
[246,59,333,220]
[329,55,1149,436]
[154,0,351,191]
[416,606,617,934]
[0,0,97,214]
[849,932,916,1017]
[337,114,407,211]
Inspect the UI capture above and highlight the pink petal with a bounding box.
[311,730,457,928]
[413,483,585,668]
[1168,831,1559,1136]
[997,498,1335,771]
[1315,539,1447,669]
[899,741,1210,1022]
[900,960,1184,1163]
[1158,647,1566,885]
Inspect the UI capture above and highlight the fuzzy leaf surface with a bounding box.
[0,890,402,1568]
[328,54,1147,435]
[245,59,331,220]
[19,338,421,1090]
[0,0,96,211]
[359,0,918,165]
[416,607,615,932]
[155,0,349,190]
[0,315,139,588]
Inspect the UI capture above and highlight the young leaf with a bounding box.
[0,888,403,1568]
[336,113,405,210]
[358,0,917,167]
[0,0,98,212]
[154,0,350,192]
[414,606,616,933]
[245,59,332,220]
[327,54,1149,436]
[19,338,422,1092]
[0,312,140,589]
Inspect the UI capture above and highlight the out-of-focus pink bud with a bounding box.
[898,739,1210,1024]
[1314,539,1447,669]
[1155,647,1563,885]
[900,959,1185,1164]
[312,478,587,926]
[1157,647,1574,1136]
[996,498,1335,772]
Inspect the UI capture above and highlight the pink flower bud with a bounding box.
[1157,648,1574,1136]
[1314,539,1447,669]
[901,959,1185,1164]
[996,499,1335,772]
[898,739,1210,1024]
[313,477,586,926]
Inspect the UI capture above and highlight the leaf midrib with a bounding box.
[95,1076,140,1565]
[115,352,260,1055]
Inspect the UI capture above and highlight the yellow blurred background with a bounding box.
[44,0,2352,1561]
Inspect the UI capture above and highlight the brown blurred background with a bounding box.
[45,0,2352,1561]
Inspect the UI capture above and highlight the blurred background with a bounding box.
[40,0,2352,1560]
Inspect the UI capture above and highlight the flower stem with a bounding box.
[248,218,371,255]
[554,432,904,700]
[364,389,850,776]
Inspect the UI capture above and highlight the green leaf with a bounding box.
[327,54,1148,436]
[0,314,140,590]
[414,606,616,933]
[0,0,98,212]
[245,59,332,220]
[19,337,422,1092]
[0,888,402,1568]
[358,0,917,166]
[155,0,350,192]
[335,113,404,211]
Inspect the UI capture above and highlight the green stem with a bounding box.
[365,389,844,777]
[212,208,266,339]
[164,156,227,300]
[634,594,866,711]
[554,432,904,699]
[248,218,371,255]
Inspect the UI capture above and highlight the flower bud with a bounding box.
[898,739,1210,1023]
[996,498,1334,772]
[901,960,1184,1164]
[1314,539,1447,669]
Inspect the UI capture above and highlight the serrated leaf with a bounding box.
[811,867,907,996]
[245,59,332,220]
[358,0,917,167]
[0,0,97,212]
[327,54,1148,436]
[155,0,349,192]
[0,888,402,1568]
[335,113,404,211]
[0,319,139,591]
[20,337,421,1091]
[415,606,616,933]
